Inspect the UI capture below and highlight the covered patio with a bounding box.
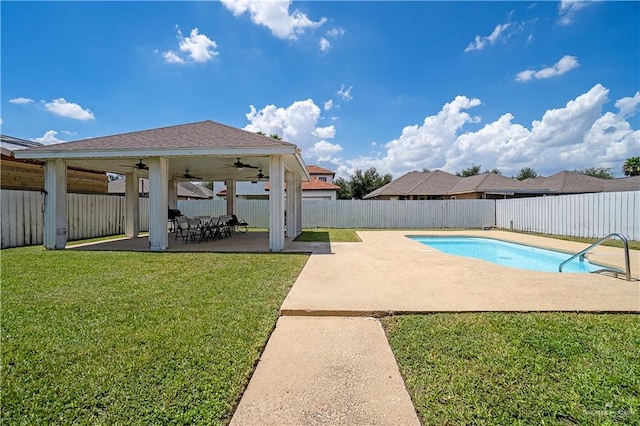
[14,120,310,252]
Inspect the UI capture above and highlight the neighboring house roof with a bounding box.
[364,169,639,199]
[306,165,335,175]
[264,177,341,191]
[302,176,340,190]
[448,172,542,195]
[108,178,213,199]
[365,170,461,198]
[1,134,42,157]
[264,165,340,192]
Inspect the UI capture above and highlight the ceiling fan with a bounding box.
[119,159,149,170]
[227,157,258,170]
[247,169,269,180]
[181,170,202,180]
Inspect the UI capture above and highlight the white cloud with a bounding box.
[243,98,342,162]
[221,0,326,40]
[336,84,353,101]
[516,55,579,82]
[343,84,639,179]
[163,50,185,64]
[179,28,219,63]
[614,92,640,118]
[558,0,594,25]
[313,125,336,139]
[465,23,511,52]
[326,27,345,38]
[32,130,65,145]
[308,140,342,161]
[164,27,218,64]
[319,37,330,52]
[9,97,34,104]
[323,99,333,111]
[43,98,94,120]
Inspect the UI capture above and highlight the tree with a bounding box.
[421,168,431,173]
[576,167,614,179]
[336,167,392,200]
[456,164,482,177]
[623,157,640,176]
[334,177,352,200]
[269,133,282,140]
[486,168,502,175]
[515,167,538,181]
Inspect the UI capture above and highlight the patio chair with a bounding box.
[229,214,249,233]
[212,216,232,240]
[175,216,201,242]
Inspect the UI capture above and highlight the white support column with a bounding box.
[43,159,67,249]
[148,157,169,251]
[226,179,236,215]
[285,170,295,238]
[294,174,303,236]
[168,179,178,209]
[124,171,139,238]
[268,155,285,252]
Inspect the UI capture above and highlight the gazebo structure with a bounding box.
[14,120,309,252]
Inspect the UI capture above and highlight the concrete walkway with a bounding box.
[230,231,639,425]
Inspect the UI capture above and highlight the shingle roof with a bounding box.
[448,172,534,194]
[1,134,42,157]
[20,120,297,152]
[365,169,639,198]
[364,170,460,198]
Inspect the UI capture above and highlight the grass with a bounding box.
[294,228,361,242]
[1,246,309,425]
[500,229,640,251]
[383,313,640,426]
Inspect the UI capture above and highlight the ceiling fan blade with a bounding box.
[181,170,202,180]
[119,159,148,170]
[230,157,258,169]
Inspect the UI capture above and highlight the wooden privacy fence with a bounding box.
[2,190,638,248]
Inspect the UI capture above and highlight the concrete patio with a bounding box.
[67,230,331,253]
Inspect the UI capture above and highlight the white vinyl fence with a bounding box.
[176,199,496,229]
[2,190,638,248]
[1,190,148,248]
[496,191,639,241]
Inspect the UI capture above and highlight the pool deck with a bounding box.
[280,230,640,315]
[232,230,639,425]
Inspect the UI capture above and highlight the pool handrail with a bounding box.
[558,232,631,281]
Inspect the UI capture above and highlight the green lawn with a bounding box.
[1,246,308,425]
[294,228,361,242]
[383,313,640,425]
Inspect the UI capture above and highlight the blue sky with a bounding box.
[2,1,639,178]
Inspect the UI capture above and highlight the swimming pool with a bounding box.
[409,236,608,273]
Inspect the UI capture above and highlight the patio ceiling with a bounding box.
[14,120,310,182]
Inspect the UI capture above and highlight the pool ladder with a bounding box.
[559,233,631,281]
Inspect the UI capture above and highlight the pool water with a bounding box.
[409,236,605,273]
